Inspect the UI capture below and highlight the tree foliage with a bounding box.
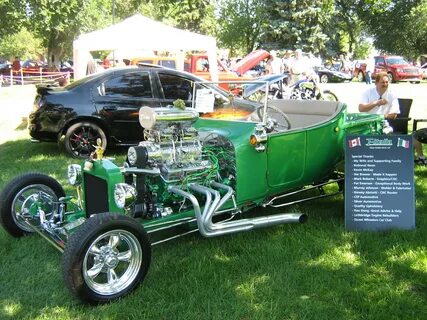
[0,28,43,60]
[358,0,426,58]
[261,0,333,55]
[216,0,268,56]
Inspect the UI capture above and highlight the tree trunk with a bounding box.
[47,45,63,71]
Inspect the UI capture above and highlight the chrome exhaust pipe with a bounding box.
[169,183,307,238]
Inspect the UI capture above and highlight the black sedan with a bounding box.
[28,66,256,158]
[314,65,353,83]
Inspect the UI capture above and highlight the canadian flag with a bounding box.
[348,137,361,148]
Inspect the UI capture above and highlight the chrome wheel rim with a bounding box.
[11,184,59,232]
[83,230,142,296]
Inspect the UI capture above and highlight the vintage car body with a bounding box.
[0,89,384,304]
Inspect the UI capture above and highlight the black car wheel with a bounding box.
[62,212,151,304]
[64,122,107,158]
[387,72,395,83]
[320,74,329,83]
[0,173,65,237]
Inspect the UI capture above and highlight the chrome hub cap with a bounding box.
[83,230,142,295]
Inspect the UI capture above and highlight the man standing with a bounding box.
[358,72,399,121]
[12,56,21,72]
[265,50,283,75]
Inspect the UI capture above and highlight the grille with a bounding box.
[84,172,109,216]
[404,68,418,74]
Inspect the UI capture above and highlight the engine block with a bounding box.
[128,107,215,183]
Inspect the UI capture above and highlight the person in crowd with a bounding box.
[289,49,315,83]
[282,50,293,72]
[102,55,110,69]
[365,55,375,84]
[12,56,21,72]
[86,58,97,75]
[265,50,283,75]
[413,128,427,165]
[358,72,399,121]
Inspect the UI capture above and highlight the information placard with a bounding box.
[345,135,415,231]
[194,88,215,113]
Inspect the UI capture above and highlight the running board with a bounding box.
[264,177,344,208]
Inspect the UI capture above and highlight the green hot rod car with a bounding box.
[0,87,384,303]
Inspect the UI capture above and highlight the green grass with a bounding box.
[0,124,426,320]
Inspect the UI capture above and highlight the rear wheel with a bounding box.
[64,122,107,158]
[387,72,394,83]
[0,173,65,237]
[62,212,151,304]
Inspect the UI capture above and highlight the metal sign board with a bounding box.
[345,135,415,231]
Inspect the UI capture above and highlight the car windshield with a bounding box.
[386,57,409,65]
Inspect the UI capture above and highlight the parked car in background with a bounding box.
[373,55,422,83]
[131,56,177,69]
[21,60,48,74]
[314,64,353,83]
[28,65,257,158]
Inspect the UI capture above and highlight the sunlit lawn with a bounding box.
[0,90,426,320]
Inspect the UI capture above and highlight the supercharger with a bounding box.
[127,107,214,182]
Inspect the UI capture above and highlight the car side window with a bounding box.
[158,73,192,100]
[103,72,152,98]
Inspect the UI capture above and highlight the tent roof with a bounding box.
[74,14,216,52]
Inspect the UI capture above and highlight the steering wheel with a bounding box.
[256,105,291,130]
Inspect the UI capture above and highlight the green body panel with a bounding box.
[195,104,383,205]
[195,119,268,204]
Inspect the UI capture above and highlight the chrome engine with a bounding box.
[127,107,214,182]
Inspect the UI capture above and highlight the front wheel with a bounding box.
[62,212,151,304]
[64,122,107,159]
[0,173,65,237]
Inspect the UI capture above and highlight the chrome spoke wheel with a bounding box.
[11,184,59,232]
[83,230,142,296]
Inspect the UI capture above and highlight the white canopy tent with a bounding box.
[73,14,218,81]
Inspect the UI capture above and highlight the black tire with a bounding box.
[387,72,394,83]
[0,173,65,237]
[321,90,338,102]
[320,74,329,83]
[62,212,151,304]
[64,122,107,159]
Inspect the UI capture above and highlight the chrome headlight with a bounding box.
[67,164,82,186]
[127,146,148,167]
[114,183,137,209]
[127,147,138,166]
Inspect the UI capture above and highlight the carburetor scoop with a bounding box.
[138,106,199,131]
